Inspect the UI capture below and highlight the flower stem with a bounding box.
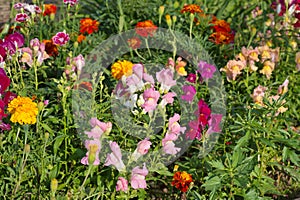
[79,165,93,193]
[145,38,152,57]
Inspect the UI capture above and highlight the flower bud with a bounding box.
[38,101,44,111]
[166,14,172,28]
[173,1,179,9]
[173,164,179,172]
[45,132,49,140]
[50,13,55,21]
[172,16,177,24]
[88,144,98,165]
[159,6,165,16]
[73,41,78,49]
[51,178,58,193]
[25,144,30,153]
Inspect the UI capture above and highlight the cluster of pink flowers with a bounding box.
[251,78,289,116]
[0,32,25,62]
[0,69,16,131]
[20,38,49,67]
[14,3,42,23]
[181,60,216,103]
[221,45,280,81]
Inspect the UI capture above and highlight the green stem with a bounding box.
[79,165,93,193]
[145,38,152,57]
[13,125,29,196]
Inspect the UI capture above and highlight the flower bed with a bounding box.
[0,0,299,199]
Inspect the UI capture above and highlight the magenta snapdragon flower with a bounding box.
[197,60,216,79]
[181,85,196,103]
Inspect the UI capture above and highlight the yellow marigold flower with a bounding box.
[7,96,38,125]
[111,60,134,80]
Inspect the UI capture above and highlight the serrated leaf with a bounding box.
[209,160,225,170]
[202,176,221,191]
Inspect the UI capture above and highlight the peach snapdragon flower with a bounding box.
[220,60,246,81]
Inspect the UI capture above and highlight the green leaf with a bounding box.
[208,160,225,171]
[40,123,54,135]
[202,176,221,191]
[53,135,65,155]
[234,131,251,151]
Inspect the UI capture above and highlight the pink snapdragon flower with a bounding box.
[206,114,223,134]
[130,163,148,189]
[52,31,70,46]
[181,85,196,103]
[0,68,10,94]
[277,78,289,95]
[156,68,176,93]
[73,54,85,72]
[162,133,181,155]
[15,13,29,22]
[80,139,101,165]
[104,141,126,172]
[168,113,186,135]
[131,138,152,161]
[197,61,216,79]
[185,120,201,140]
[116,177,128,192]
[160,92,176,107]
[141,87,160,112]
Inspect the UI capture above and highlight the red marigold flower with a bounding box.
[77,34,86,43]
[171,171,193,192]
[211,19,231,33]
[209,31,234,45]
[80,18,100,35]
[127,37,141,49]
[43,4,57,16]
[135,20,158,37]
[42,39,58,57]
[181,4,203,14]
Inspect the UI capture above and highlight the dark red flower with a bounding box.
[0,68,10,94]
[135,20,157,37]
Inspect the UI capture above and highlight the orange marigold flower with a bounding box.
[209,31,234,45]
[171,171,193,192]
[111,60,134,80]
[43,4,57,16]
[127,37,141,50]
[77,34,86,43]
[80,18,100,35]
[135,20,158,37]
[42,39,58,57]
[181,4,203,14]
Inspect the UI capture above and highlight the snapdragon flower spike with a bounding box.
[130,163,148,189]
[104,141,126,172]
